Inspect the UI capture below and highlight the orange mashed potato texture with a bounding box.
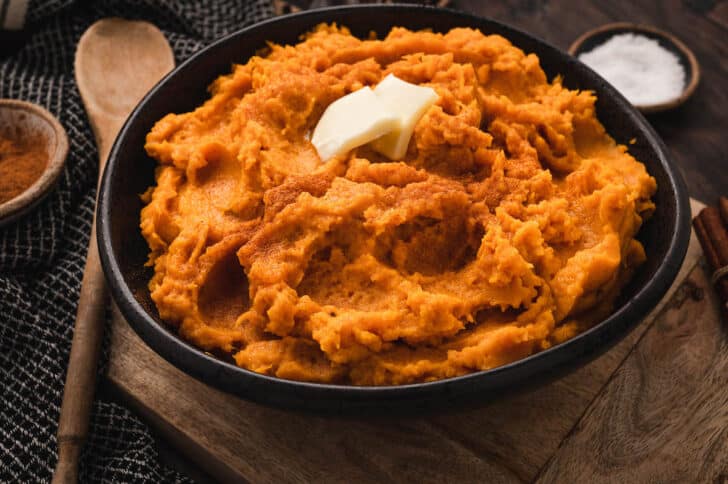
[141,25,656,385]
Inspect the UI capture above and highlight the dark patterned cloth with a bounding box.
[0,1,273,481]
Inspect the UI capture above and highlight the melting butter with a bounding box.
[311,86,398,161]
[311,75,439,162]
[371,74,438,160]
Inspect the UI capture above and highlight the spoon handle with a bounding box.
[53,222,107,484]
[51,19,174,482]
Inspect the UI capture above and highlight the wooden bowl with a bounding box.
[0,99,69,227]
[569,23,700,114]
[98,5,691,411]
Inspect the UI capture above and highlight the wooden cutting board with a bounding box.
[106,199,726,483]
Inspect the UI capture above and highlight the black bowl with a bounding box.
[98,5,691,412]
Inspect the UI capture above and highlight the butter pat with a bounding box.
[371,74,438,160]
[311,86,399,162]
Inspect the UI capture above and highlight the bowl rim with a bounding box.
[568,22,700,114]
[0,99,69,227]
[98,4,691,404]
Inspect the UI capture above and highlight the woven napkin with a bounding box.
[0,1,272,481]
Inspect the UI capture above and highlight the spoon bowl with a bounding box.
[0,99,68,227]
[74,17,175,162]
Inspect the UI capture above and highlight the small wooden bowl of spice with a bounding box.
[0,99,68,227]
[569,23,700,114]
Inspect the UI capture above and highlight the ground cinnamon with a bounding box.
[0,131,48,204]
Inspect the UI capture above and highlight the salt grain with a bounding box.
[578,33,686,106]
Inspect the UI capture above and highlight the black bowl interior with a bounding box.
[98,5,691,412]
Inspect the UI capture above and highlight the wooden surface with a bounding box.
[106,201,722,483]
[536,262,728,483]
[104,2,728,482]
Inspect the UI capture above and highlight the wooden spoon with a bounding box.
[53,18,174,484]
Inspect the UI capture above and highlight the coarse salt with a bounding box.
[578,33,686,106]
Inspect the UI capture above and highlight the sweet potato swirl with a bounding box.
[141,25,656,385]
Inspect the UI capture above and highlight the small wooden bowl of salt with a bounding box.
[0,99,68,227]
[569,23,700,114]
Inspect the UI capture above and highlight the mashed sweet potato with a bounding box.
[140,25,656,385]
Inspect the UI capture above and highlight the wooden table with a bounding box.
[103,2,728,482]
